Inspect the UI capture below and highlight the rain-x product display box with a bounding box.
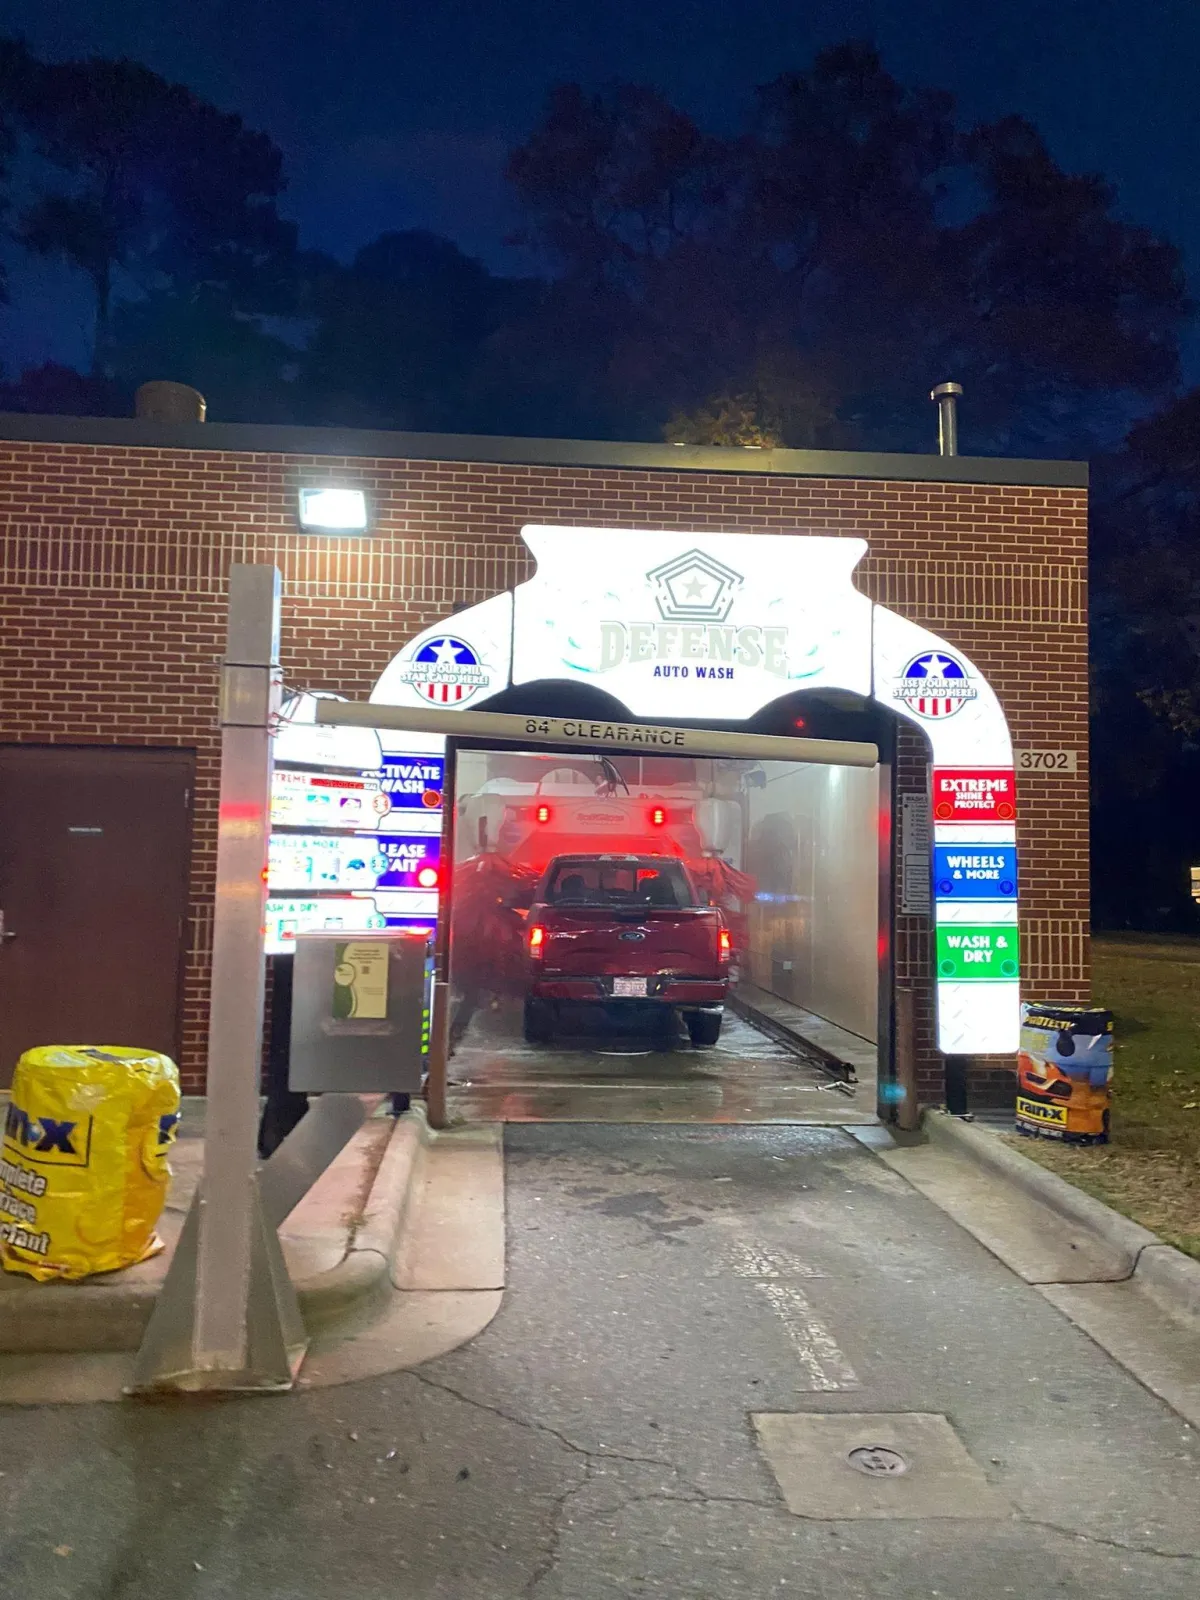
[1016,1003,1113,1143]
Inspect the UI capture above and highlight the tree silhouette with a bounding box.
[299,231,533,431]
[0,35,38,308]
[16,53,294,372]
[506,44,1187,454]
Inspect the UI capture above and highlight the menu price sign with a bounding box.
[271,769,390,830]
[932,768,1016,825]
[899,792,932,915]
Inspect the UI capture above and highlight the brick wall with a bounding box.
[0,438,1089,1100]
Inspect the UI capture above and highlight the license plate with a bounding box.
[612,977,648,998]
[1016,1095,1066,1126]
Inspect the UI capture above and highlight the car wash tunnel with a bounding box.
[442,709,888,1125]
[259,522,1024,1143]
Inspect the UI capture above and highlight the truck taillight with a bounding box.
[535,804,552,824]
[529,924,546,957]
[649,805,667,826]
[718,928,732,961]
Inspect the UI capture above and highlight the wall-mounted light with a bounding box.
[296,486,371,534]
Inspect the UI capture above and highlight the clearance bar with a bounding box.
[315,699,878,768]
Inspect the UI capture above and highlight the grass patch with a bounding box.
[1003,935,1200,1259]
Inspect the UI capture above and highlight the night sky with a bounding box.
[2,0,1199,374]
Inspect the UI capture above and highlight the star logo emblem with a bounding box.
[646,549,743,622]
[427,637,464,666]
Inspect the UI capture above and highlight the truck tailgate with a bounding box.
[539,906,722,974]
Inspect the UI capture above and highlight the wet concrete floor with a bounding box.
[447,997,877,1123]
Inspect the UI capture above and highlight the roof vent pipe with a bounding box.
[135,381,206,423]
[930,382,962,456]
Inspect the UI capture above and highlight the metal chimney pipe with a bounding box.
[930,382,962,456]
[135,381,206,423]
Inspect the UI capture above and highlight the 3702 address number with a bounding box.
[1015,749,1078,773]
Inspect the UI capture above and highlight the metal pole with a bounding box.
[425,741,457,1129]
[193,565,281,1369]
[894,987,920,1132]
[930,382,962,457]
[131,564,307,1394]
[944,1054,969,1117]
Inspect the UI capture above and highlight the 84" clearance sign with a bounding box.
[315,700,879,769]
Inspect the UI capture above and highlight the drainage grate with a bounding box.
[753,1413,1008,1519]
[848,1445,908,1477]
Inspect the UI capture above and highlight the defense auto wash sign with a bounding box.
[508,530,875,717]
[368,525,1025,1055]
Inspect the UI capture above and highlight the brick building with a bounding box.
[0,412,1088,1107]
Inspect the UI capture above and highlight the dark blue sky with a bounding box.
[2,0,1199,374]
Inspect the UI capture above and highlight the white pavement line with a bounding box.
[755,1281,860,1391]
[728,1239,824,1279]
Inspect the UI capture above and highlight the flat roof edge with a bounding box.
[0,412,1089,488]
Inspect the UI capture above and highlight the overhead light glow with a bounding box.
[297,487,370,534]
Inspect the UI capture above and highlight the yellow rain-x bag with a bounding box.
[1,1045,180,1281]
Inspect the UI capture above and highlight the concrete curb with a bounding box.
[926,1111,1200,1329]
[294,1107,428,1330]
[0,1108,429,1354]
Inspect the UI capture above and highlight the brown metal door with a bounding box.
[0,746,194,1085]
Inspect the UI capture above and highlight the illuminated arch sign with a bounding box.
[369,526,1019,1055]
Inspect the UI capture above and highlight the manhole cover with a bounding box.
[848,1445,908,1477]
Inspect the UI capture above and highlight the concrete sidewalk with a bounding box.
[0,1100,462,1352]
[0,1098,505,1402]
[881,1110,1200,1430]
[0,1101,398,1353]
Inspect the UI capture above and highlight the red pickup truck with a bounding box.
[523,853,731,1047]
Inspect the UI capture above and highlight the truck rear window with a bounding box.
[545,860,696,909]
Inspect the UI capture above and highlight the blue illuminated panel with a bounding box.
[933,843,1017,901]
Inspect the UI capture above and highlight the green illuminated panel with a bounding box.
[936,924,1020,982]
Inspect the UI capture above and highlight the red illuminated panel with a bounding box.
[932,768,1017,824]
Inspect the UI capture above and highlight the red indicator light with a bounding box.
[793,718,807,731]
[260,866,270,883]
[535,804,552,824]
[649,806,667,826]
[528,924,546,956]
[416,866,439,889]
[718,928,732,961]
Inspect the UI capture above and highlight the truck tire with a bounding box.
[523,997,554,1045]
[686,1010,722,1048]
